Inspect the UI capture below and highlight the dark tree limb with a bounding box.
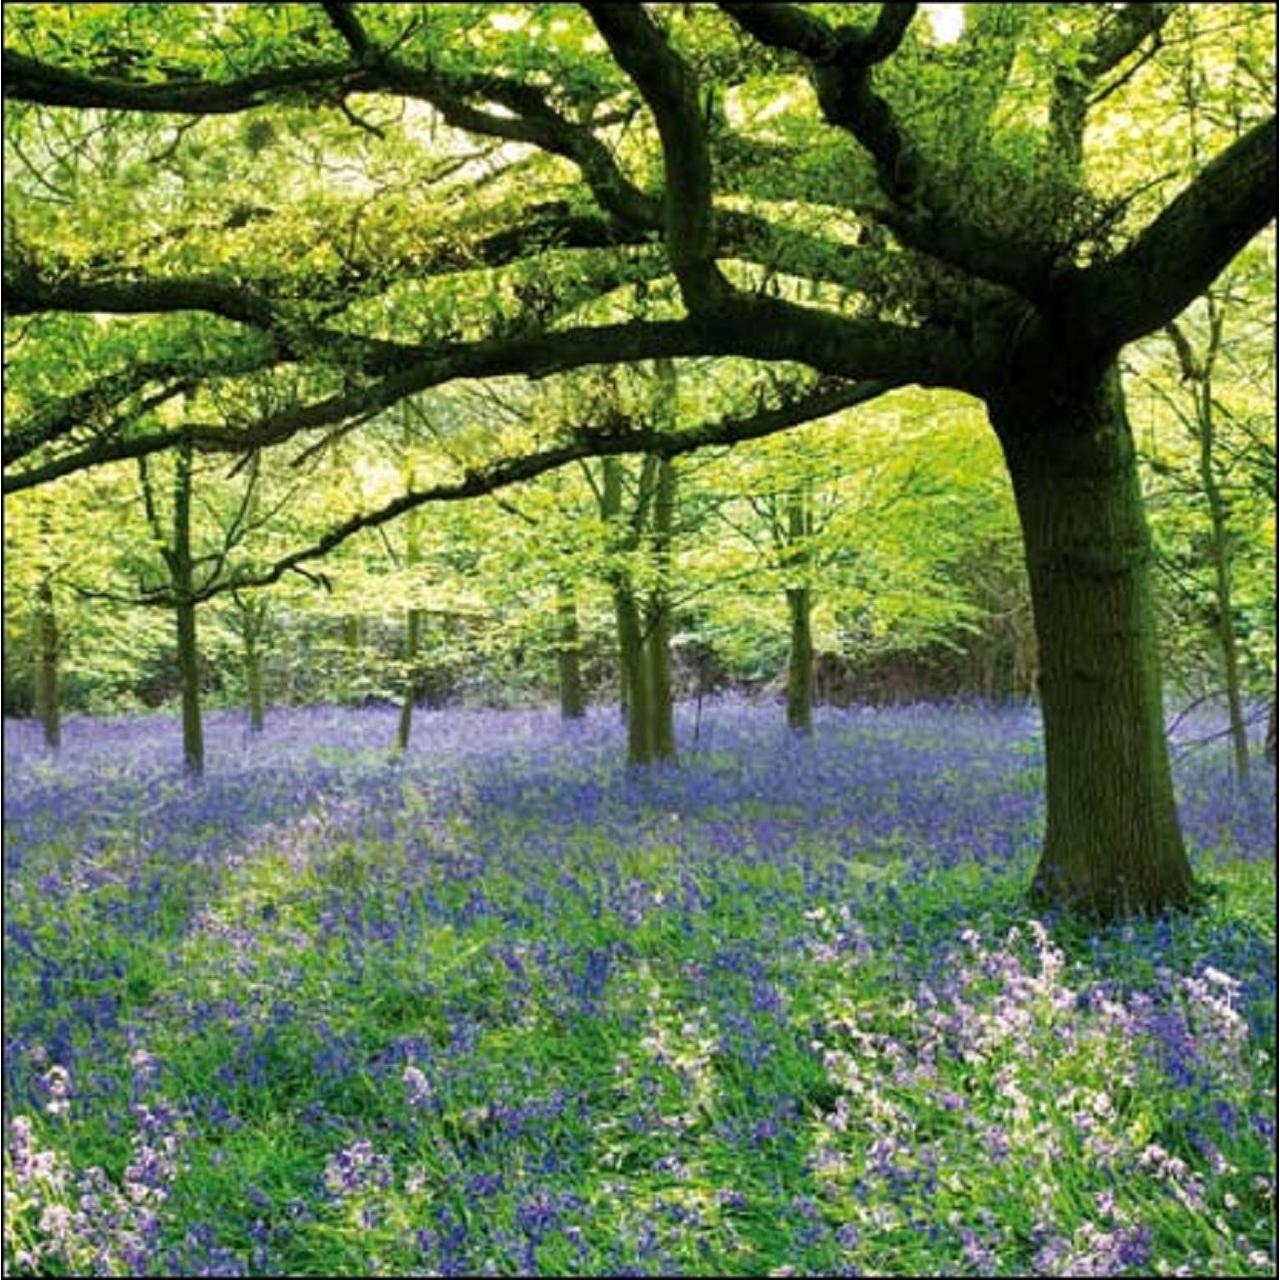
[585,4,729,308]
[193,377,893,602]
[718,3,1046,299]
[2,46,661,230]
[1055,114,1277,354]
[321,1,375,64]
[1049,4,1174,178]
[4,355,262,464]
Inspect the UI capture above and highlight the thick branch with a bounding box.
[1048,4,1174,178]
[321,1,374,63]
[1,48,360,112]
[1056,115,1277,353]
[3,46,660,231]
[719,3,1044,298]
[585,4,729,307]
[3,354,261,464]
[1,319,712,493]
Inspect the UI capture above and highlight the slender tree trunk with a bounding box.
[1266,694,1277,768]
[556,580,587,719]
[644,456,677,762]
[245,640,265,732]
[786,586,814,734]
[1195,392,1250,782]
[783,486,815,735]
[395,607,423,753]
[993,369,1194,917]
[34,577,60,750]
[616,585,653,766]
[236,599,268,733]
[171,439,204,777]
[342,615,361,704]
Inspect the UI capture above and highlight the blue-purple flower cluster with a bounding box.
[3,700,1275,1275]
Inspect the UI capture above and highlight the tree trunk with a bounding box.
[644,456,677,762]
[616,585,653,766]
[993,369,1194,917]
[34,577,60,750]
[1195,388,1250,783]
[1266,695,1277,768]
[342,615,361,703]
[786,586,814,734]
[395,607,423,753]
[237,599,267,733]
[173,439,204,777]
[245,641,265,733]
[556,580,587,719]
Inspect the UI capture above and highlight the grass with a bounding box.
[3,699,1276,1275]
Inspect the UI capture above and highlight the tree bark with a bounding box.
[246,643,265,733]
[615,584,653,765]
[172,439,204,777]
[786,586,815,734]
[342,615,361,704]
[556,579,587,719]
[33,576,60,750]
[783,486,815,734]
[644,456,678,761]
[1201,442,1250,783]
[992,369,1194,917]
[395,607,423,753]
[236,597,268,732]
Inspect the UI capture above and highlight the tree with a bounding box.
[2,4,1274,913]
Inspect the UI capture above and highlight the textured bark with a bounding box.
[993,370,1194,917]
[33,577,60,750]
[176,599,204,776]
[786,587,815,735]
[556,581,587,720]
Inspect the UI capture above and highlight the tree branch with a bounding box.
[1048,4,1174,179]
[585,4,729,308]
[193,377,893,602]
[1056,114,1277,353]
[718,3,1046,299]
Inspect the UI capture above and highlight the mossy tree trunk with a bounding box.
[556,579,587,720]
[394,487,426,754]
[993,368,1194,917]
[33,576,60,750]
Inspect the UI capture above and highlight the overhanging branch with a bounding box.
[1055,114,1277,353]
[195,376,894,602]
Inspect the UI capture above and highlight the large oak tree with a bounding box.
[3,2,1275,916]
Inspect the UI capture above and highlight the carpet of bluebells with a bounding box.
[3,699,1276,1277]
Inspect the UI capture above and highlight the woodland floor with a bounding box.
[3,701,1276,1276]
